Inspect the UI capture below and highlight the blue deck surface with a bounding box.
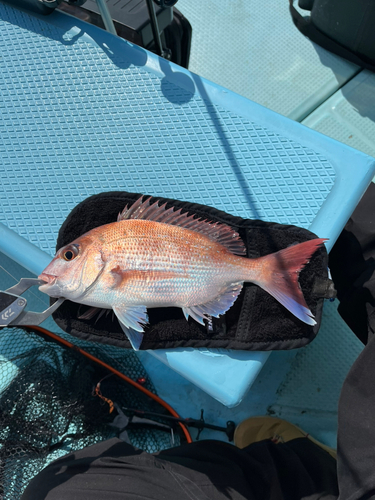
[177,0,360,121]
[0,0,374,452]
[303,70,375,159]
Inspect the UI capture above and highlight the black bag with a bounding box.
[51,192,330,351]
[290,0,375,72]
[329,182,375,345]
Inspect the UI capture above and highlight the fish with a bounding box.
[38,196,327,350]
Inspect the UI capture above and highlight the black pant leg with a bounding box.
[337,334,375,499]
[21,435,338,500]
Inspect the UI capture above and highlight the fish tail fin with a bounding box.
[252,238,327,325]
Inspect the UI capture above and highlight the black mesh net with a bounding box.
[0,327,180,500]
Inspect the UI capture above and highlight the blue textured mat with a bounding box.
[271,299,363,447]
[303,70,375,159]
[0,4,361,243]
[0,4,374,406]
[177,0,359,120]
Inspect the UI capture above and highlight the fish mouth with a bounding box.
[38,273,61,297]
[38,273,57,285]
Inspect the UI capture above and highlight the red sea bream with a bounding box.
[39,197,326,349]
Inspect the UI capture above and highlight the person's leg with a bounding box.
[21,438,151,500]
[232,417,338,499]
[22,430,339,500]
[337,333,375,499]
[21,437,263,500]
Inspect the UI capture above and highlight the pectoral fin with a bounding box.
[113,304,148,350]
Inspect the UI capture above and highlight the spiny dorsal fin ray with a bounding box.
[118,196,246,256]
[182,282,243,325]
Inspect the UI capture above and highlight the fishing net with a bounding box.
[0,327,180,500]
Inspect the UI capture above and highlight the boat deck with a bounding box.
[174,0,375,444]
[0,0,375,454]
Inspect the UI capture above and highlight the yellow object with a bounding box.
[234,416,336,459]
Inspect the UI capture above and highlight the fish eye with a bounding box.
[62,245,79,261]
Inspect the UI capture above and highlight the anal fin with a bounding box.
[113,304,148,350]
[183,282,243,325]
[119,326,144,351]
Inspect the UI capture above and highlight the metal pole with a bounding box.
[95,0,117,36]
[145,0,164,57]
[0,223,52,276]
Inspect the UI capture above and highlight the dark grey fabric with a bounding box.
[329,182,375,345]
[289,0,375,72]
[21,436,338,500]
[337,333,375,499]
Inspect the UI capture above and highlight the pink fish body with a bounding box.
[39,197,326,349]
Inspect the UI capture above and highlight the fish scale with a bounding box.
[96,221,240,306]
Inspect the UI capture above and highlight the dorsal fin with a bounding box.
[118,196,246,256]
